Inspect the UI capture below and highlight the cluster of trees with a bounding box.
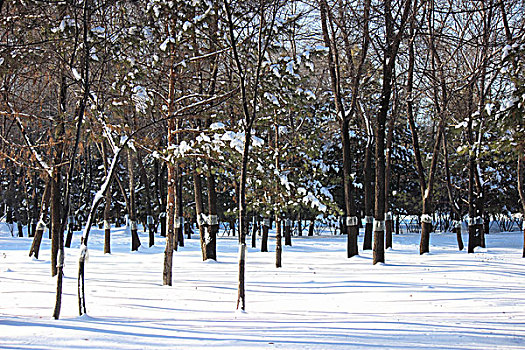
[1,0,524,317]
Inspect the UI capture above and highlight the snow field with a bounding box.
[1,224,524,349]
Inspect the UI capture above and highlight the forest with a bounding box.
[1,0,524,324]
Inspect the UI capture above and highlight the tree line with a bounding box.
[0,0,524,317]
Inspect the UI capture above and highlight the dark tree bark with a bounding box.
[319,0,359,258]
[374,0,411,264]
[159,162,167,237]
[261,218,269,252]
[193,165,208,260]
[50,74,67,278]
[127,149,141,251]
[384,86,398,250]
[176,172,184,248]
[205,159,218,259]
[442,129,464,251]
[101,141,112,254]
[363,139,374,250]
[163,53,178,285]
[518,154,525,258]
[275,216,282,268]
[251,216,257,248]
[29,181,50,259]
[137,151,154,247]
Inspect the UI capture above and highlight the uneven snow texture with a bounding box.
[1,223,524,349]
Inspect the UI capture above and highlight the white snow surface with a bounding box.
[1,223,525,349]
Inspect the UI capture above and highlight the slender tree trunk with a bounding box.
[284,219,292,246]
[308,220,314,236]
[176,172,184,248]
[163,160,176,285]
[518,154,525,258]
[137,151,154,247]
[193,166,207,260]
[206,160,217,259]
[275,216,282,268]
[50,169,62,277]
[319,0,358,258]
[50,74,67,277]
[30,174,39,237]
[127,149,141,251]
[261,218,269,252]
[101,141,112,254]
[251,216,257,248]
[442,130,464,250]
[29,181,50,259]
[160,163,167,237]
[51,71,67,318]
[363,141,374,250]
[384,92,396,250]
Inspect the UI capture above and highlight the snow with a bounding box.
[131,86,150,114]
[210,122,225,130]
[72,68,82,81]
[1,223,525,349]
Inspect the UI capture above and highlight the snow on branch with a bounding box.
[15,115,52,177]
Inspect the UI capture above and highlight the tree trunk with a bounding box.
[518,153,525,258]
[284,219,292,246]
[29,182,50,259]
[319,0,358,258]
[163,162,176,285]
[308,220,314,236]
[137,151,154,247]
[127,149,141,251]
[163,39,179,284]
[176,172,184,248]
[251,216,257,248]
[261,218,269,252]
[275,216,282,268]
[193,166,207,260]
[160,163,167,237]
[384,93,396,250]
[205,160,217,259]
[101,141,112,254]
[455,221,464,251]
[363,140,374,250]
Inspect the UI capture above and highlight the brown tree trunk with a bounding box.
[50,171,62,277]
[275,216,282,268]
[159,162,167,237]
[176,172,184,248]
[50,75,66,277]
[163,161,176,285]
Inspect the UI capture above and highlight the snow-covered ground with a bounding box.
[1,223,524,349]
